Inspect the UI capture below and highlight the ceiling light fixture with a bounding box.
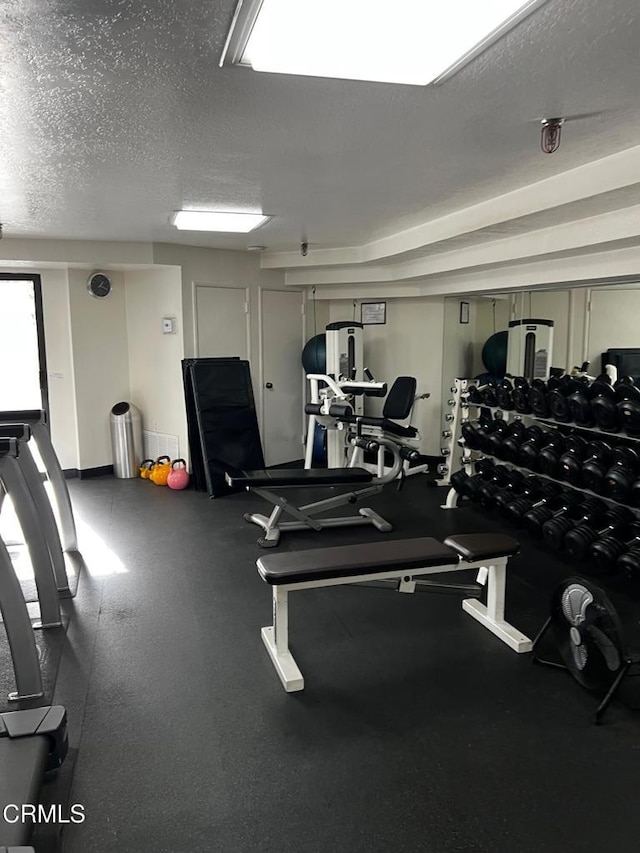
[172,210,271,232]
[540,117,564,154]
[220,0,550,86]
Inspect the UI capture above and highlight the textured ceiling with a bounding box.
[1,0,640,252]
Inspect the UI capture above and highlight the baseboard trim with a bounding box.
[77,465,114,480]
[62,468,78,479]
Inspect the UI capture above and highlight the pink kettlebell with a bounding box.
[167,459,190,490]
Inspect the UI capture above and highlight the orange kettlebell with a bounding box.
[139,459,155,480]
[167,459,190,490]
[149,455,171,486]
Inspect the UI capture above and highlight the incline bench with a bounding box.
[226,465,394,548]
[257,533,532,692]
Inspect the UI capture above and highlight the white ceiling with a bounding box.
[1,0,640,255]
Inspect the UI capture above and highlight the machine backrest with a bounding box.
[382,376,417,421]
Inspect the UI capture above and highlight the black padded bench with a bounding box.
[256,533,531,692]
[0,707,68,849]
[226,466,393,547]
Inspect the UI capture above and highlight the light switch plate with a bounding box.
[162,317,175,334]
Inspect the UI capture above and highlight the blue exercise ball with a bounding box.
[482,331,508,378]
[302,334,326,374]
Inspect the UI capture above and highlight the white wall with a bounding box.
[68,269,130,469]
[442,298,479,394]
[39,269,78,469]
[327,297,445,455]
[587,286,640,371]
[151,244,285,359]
[124,268,187,457]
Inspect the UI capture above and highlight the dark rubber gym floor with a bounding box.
[28,475,640,851]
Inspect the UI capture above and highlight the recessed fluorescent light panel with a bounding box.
[221,0,549,85]
[172,210,271,232]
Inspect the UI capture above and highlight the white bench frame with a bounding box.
[261,555,532,692]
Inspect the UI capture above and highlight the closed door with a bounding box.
[261,289,304,466]
[195,285,249,359]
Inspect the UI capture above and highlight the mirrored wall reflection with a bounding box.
[442,283,640,394]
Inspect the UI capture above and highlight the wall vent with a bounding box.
[143,430,179,461]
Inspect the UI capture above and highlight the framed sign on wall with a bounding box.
[361,301,386,325]
[459,301,470,324]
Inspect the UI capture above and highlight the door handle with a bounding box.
[265,382,273,389]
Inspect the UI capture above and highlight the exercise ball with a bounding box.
[482,331,508,378]
[302,334,326,374]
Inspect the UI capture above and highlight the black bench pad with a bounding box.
[257,537,458,585]
[226,467,373,488]
[444,533,520,562]
[342,414,418,438]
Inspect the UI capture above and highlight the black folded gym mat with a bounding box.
[182,358,265,497]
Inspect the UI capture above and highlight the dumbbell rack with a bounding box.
[437,378,476,508]
[444,389,640,519]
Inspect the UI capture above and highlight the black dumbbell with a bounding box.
[460,417,491,451]
[541,497,607,550]
[580,439,613,494]
[494,474,542,513]
[557,435,589,485]
[517,426,547,471]
[529,378,549,418]
[472,464,520,503]
[602,446,640,502]
[476,418,509,454]
[466,385,483,405]
[504,480,563,526]
[483,418,514,459]
[631,476,640,508]
[450,456,494,498]
[480,379,498,408]
[496,378,514,411]
[564,506,634,562]
[590,375,619,432]
[512,378,532,414]
[546,375,571,423]
[591,521,640,575]
[617,381,640,437]
[499,421,530,464]
[567,380,595,427]
[523,489,585,536]
[453,457,498,501]
[548,376,588,423]
[477,468,526,508]
[536,430,566,478]
[450,469,472,497]
[617,541,640,582]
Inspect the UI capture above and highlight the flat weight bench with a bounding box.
[257,533,532,692]
[226,467,393,548]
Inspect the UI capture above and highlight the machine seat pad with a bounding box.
[443,533,520,562]
[353,416,418,438]
[257,537,458,585]
[226,467,373,489]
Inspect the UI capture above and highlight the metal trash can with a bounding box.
[109,402,143,479]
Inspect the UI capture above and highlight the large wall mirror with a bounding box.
[442,283,640,395]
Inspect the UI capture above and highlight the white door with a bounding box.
[261,289,304,466]
[194,284,249,359]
